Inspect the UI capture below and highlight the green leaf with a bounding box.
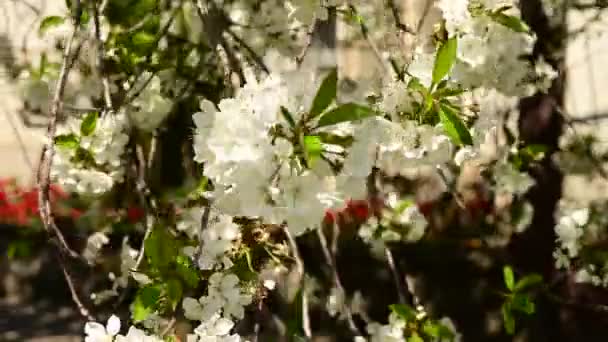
[511,293,535,315]
[39,53,48,77]
[175,255,199,288]
[80,112,98,136]
[437,323,457,339]
[286,287,305,337]
[434,86,466,98]
[54,134,80,149]
[303,135,323,166]
[407,333,424,342]
[514,274,543,292]
[503,265,515,291]
[432,36,458,85]
[39,16,65,36]
[80,8,90,26]
[131,31,156,53]
[309,68,338,118]
[316,103,377,127]
[188,176,208,201]
[244,248,255,273]
[491,13,529,33]
[422,321,440,338]
[280,106,297,128]
[165,278,183,310]
[145,226,177,270]
[438,104,473,146]
[7,240,32,259]
[389,303,416,322]
[520,144,548,162]
[132,283,162,322]
[502,302,516,335]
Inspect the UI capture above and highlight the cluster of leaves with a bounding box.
[132,225,200,322]
[501,266,543,334]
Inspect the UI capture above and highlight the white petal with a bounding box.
[213,317,235,335]
[84,322,107,337]
[106,315,121,336]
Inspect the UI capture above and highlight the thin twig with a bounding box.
[123,71,156,107]
[91,0,113,110]
[63,104,103,113]
[133,141,157,270]
[387,0,414,34]
[560,110,608,180]
[226,28,270,74]
[115,140,157,308]
[385,246,406,304]
[568,113,608,123]
[316,227,361,336]
[194,0,244,86]
[284,227,312,338]
[415,0,434,34]
[160,317,177,336]
[346,3,390,73]
[296,22,316,67]
[252,294,264,342]
[36,1,82,259]
[368,147,409,305]
[9,0,40,15]
[195,199,213,262]
[57,253,95,321]
[121,10,176,107]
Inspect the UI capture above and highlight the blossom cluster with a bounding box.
[51,112,129,196]
[85,314,163,342]
[554,201,608,287]
[16,0,583,340]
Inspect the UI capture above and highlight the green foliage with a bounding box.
[511,144,548,170]
[281,106,297,129]
[286,287,306,338]
[501,266,544,335]
[501,302,516,334]
[145,226,177,270]
[7,240,33,259]
[80,112,99,137]
[165,278,183,310]
[309,68,338,118]
[54,134,80,149]
[132,283,162,322]
[503,265,515,291]
[316,103,377,128]
[514,274,544,293]
[408,333,424,342]
[175,254,200,288]
[433,84,466,99]
[104,0,159,27]
[303,135,323,166]
[432,37,458,86]
[438,104,473,146]
[490,12,530,33]
[389,303,457,341]
[39,16,65,36]
[390,303,417,321]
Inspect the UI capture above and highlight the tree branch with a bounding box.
[316,227,362,336]
[36,0,82,259]
[58,253,95,321]
[284,228,312,338]
[91,0,113,111]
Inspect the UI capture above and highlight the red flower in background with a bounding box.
[0,178,73,226]
[127,206,145,223]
